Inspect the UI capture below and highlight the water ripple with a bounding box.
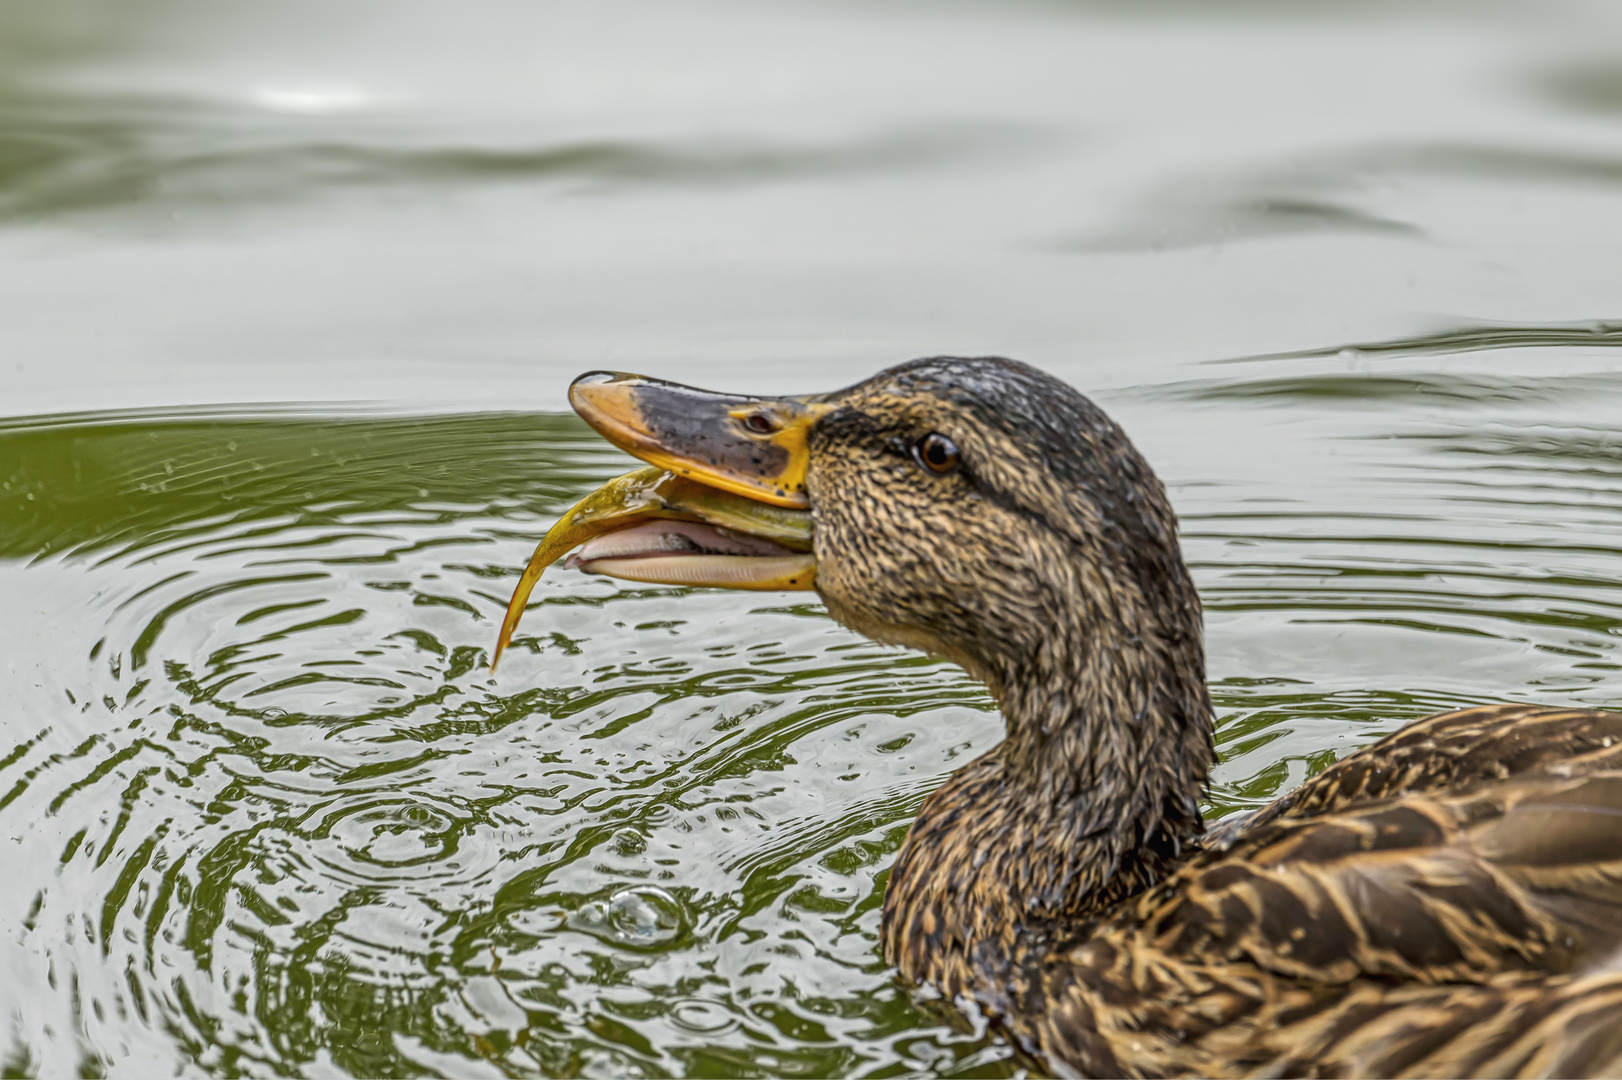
[6,355,1622,1075]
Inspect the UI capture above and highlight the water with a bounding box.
[4,1,1622,1076]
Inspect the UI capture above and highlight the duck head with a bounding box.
[495,356,1209,782]
[495,356,1217,989]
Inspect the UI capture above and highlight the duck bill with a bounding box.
[491,373,827,670]
[567,371,833,508]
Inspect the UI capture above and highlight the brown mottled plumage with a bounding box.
[537,356,1622,1077]
[797,359,1622,1077]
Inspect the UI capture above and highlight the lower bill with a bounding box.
[491,466,815,670]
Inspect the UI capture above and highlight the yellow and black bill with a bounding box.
[567,371,832,508]
[490,372,829,671]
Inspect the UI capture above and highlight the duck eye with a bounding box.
[914,432,961,475]
[740,412,776,435]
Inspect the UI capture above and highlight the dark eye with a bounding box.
[741,412,776,435]
[913,432,961,475]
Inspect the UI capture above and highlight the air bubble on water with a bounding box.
[610,828,646,856]
[566,885,687,949]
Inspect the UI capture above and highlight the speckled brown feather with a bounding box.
[788,358,1622,1077]
[1009,704,1622,1077]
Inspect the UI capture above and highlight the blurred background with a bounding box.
[3,1,1622,1077]
[4,0,1618,415]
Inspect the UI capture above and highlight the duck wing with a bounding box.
[1242,704,1622,829]
[1008,705,1622,1078]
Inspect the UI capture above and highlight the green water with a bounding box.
[6,0,1622,1076]
[9,340,1622,1076]
[0,408,1011,1076]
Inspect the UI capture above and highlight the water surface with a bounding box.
[4,1,1622,1076]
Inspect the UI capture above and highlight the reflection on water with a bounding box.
[5,0,1622,1075]
[5,0,1622,416]
[0,86,1045,225]
[1071,143,1622,251]
[1218,319,1622,365]
[6,331,1622,1074]
[1538,56,1622,115]
[0,408,1009,1076]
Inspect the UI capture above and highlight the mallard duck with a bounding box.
[493,357,1622,1078]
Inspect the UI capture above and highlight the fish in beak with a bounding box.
[491,372,831,670]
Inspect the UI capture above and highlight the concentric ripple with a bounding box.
[5,341,1622,1077]
[0,409,1006,1077]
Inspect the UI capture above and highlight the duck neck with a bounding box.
[880,576,1215,1003]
